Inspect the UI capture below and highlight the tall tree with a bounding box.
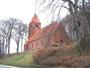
[13,23,28,52]
[36,0,90,46]
[0,36,5,57]
[0,18,23,54]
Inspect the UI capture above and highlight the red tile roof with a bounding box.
[27,22,62,43]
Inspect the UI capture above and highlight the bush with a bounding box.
[32,47,56,64]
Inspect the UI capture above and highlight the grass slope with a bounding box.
[0,52,33,67]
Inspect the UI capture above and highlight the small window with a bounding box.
[38,42,41,46]
[41,41,43,45]
[32,44,33,48]
[35,24,38,27]
[52,42,59,47]
[60,40,63,43]
[53,44,58,47]
[36,42,37,47]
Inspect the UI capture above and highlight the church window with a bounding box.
[38,41,41,46]
[60,39,63,43]
[52,43,59,47]
[53,44,58,47]
[32,44,33,48]
[36,42,37,47]
[41,41,43,45]
[35,24,38,27]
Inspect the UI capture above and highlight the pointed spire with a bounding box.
[31,14,41,24]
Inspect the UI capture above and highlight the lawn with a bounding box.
[0,52,33,67]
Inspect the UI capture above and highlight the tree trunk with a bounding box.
[21,36,23,52]
[16,41,19,53]
[7,37,11,55]
[68,0,79,45]
[2,37,5,56]
[16,36,20,53]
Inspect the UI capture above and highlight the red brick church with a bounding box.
[24,14,70,51]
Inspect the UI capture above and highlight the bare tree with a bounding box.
[20,24,28,52]
[0,18,23,54]
[36,0,90,45]
[0,36,5,57]
[13,23,28,52]
[0,29,7,56]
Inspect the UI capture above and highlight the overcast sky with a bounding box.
[0,0,35,24]
[0,0,51,27]
[0,0,69,27]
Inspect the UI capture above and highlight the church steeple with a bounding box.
[31,14,41,24]
[28,14,41,38]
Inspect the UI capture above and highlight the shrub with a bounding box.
[32,47,56,64]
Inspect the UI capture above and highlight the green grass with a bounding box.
[0,52,33,67]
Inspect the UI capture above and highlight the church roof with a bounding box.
[27,22,63,43]
[31,14,41,24]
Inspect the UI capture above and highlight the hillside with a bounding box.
[0,44,90,68]
[0,52,33,67]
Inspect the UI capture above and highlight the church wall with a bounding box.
[53,26,70,45]
[27,39,45,50]
[26,34,55,51]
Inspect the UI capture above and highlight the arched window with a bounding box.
[35,24,38,27]
[41,41,43,45]
[38,41,41,46]
[60,39,64,43]
[36,42,37,47]
[32,44,33,48]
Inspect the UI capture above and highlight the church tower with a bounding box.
[28,14,41,38]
